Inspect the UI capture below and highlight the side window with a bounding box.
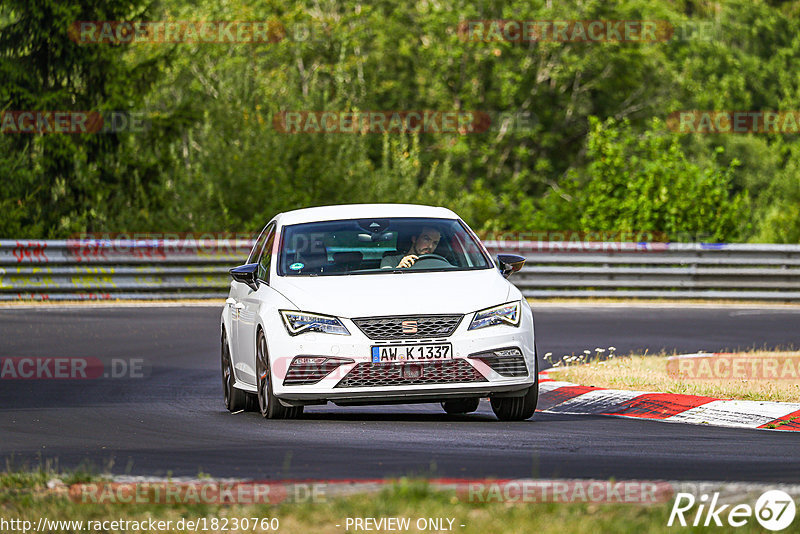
[257,226,276,282]
[247,223,271,264]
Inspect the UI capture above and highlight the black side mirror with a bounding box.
[496,254,526,278]
[229,263,260,291]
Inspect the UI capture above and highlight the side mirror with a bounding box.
[496,254,525,278]
[229,263,260,291]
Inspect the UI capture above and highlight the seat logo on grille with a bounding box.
[401,320,418,334]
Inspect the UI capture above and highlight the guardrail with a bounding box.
[1,239,799,301]
[500,242,800,300]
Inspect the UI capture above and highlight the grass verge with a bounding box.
[549,351,800,403]
[0,470,776,534]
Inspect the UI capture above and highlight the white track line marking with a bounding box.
[546,389,651,414]
[538,381,577,393]
[666,400,800,428]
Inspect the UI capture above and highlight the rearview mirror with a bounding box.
[229,263,260,291]
[496,254,525,278]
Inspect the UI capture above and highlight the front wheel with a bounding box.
[256,331,303,419]
[222,329,250,412]
[490,350,539,421]
[490,384,538,421]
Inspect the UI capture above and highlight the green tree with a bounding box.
[558,117,748,241]
[4,0,800,242]
[0,0,169,236]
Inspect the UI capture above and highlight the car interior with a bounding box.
[281,221,468,275]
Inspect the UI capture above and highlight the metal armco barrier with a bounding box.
[0,239,249,301]
[1,239,799,301]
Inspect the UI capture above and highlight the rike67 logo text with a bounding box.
[668,490,796,531]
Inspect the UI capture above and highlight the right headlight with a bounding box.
[280,310,350,336]
[468,301,521,331]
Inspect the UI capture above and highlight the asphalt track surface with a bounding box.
[1,304,798,482]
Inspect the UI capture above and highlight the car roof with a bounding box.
[275,204,459,226]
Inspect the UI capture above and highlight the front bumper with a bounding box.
[267,310,536,404]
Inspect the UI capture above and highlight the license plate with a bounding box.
[371,343,452,363]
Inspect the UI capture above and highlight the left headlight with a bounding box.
[280,310,351,336]
[468,301,521,331]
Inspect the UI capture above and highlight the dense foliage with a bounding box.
[1,0,798,242]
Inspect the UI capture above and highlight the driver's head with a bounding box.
[409,227,441,256]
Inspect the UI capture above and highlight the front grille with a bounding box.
[334,359,486,388]
[474,355,529,377]
[352,315,462,340]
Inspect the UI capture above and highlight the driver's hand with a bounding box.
[397,255,418,268]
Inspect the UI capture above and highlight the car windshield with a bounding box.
[278,217,491,276]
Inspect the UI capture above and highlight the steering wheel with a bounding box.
[409,253,453,269]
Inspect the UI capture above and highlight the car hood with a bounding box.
[273,269,513,318]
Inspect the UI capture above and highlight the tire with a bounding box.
[222,329,250,412]
[490,348,539,421]
[256,331,303,419]
[490,385,538,421]
[441,398,480,415]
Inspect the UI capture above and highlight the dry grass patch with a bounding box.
[550,351,800,403]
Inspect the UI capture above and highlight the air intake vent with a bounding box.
[283,357,353,385]
[474,356,528,377]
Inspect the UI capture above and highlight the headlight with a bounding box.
[280,310,350,336]
[468,302,521,330]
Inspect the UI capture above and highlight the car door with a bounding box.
[229,223,272,384]
[235,223,276,386]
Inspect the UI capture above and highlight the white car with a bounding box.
[220,204,538,421]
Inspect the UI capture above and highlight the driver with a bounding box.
[381,226,442,269]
